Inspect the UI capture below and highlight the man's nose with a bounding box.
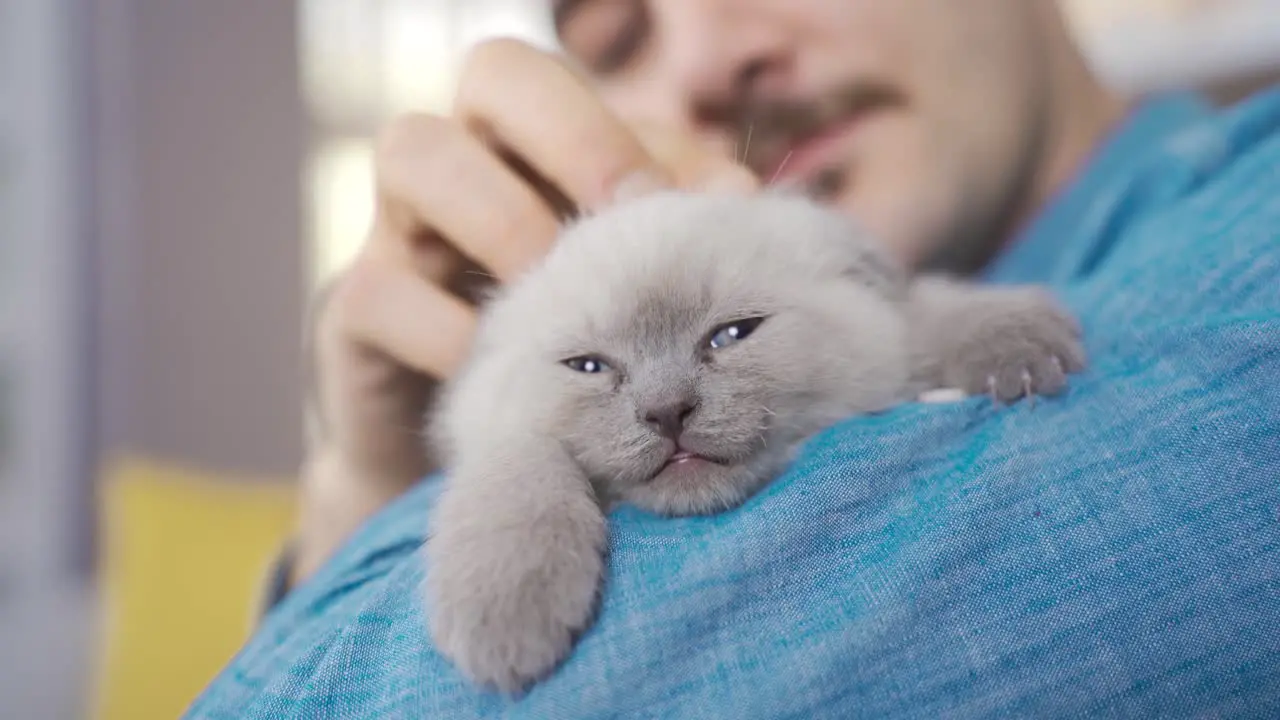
[613,0,796,137]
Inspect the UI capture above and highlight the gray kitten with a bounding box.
[424,189,1085,694]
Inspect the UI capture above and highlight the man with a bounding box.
[189,1,1280,717]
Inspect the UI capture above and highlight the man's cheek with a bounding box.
[841,117,947,261]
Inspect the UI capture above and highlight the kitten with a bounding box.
[424,189,1085,694]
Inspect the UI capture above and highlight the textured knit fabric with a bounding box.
[186,89,1280,718]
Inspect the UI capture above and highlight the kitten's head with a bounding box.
[446,190,913,516]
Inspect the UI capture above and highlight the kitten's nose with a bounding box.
[641,400,695,440]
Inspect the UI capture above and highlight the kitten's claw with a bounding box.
[941,288,1086,403]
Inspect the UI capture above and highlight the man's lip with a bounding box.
[765,113,865,185]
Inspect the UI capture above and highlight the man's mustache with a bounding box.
[727,83,905,173]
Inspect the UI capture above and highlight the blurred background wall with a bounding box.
[85,1,306,717]
[2,0,96,717]
[1,0,1278,718]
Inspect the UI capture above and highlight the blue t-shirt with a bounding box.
[187,90,1280,719]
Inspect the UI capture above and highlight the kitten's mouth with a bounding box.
[644,448,728,483]
[662,447,727,469]
[629,445,756,516]
[666,450,705,466]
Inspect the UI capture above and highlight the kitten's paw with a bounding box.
[941,288,1086,403]
[425,489,607,694]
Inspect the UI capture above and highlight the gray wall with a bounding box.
[0,1,304,713]
[92,0,307,477]
[1,0,97,715]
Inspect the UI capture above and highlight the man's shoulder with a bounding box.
[1210,83,1280,154]
[987,85,1280,289]
[1074,86,1280,329]
[1143,84,1280,218]
[183,480,440,718]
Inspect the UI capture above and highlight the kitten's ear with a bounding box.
[759,181,910,299]
[842,239,911,302]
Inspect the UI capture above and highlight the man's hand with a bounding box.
[292,39,756,585]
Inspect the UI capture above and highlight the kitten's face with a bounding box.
[467,191,913,515]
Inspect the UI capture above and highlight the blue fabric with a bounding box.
[187,89,1280,718]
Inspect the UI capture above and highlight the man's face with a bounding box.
[555,0,1063,270]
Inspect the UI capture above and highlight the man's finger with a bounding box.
[333,253,478,380]
[454,38,674,213]
[373,113,561,282]
[627,120,761,194]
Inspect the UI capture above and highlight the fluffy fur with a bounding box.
[424,190,1085,693]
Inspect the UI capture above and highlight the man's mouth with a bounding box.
[743,84,902,188]
[767,117,861,188]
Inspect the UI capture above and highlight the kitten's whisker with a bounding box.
[767,151,794,186]
[627,436,658,451]
[742,123,755,165]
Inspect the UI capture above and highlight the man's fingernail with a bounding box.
[610,169,670,205]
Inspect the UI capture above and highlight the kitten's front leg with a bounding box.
[425,438,607,694]
[906,276,1087,402]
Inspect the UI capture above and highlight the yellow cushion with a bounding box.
[93,457,296,720]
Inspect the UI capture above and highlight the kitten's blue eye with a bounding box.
[708,317,765,349]
[564,355,610,373]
